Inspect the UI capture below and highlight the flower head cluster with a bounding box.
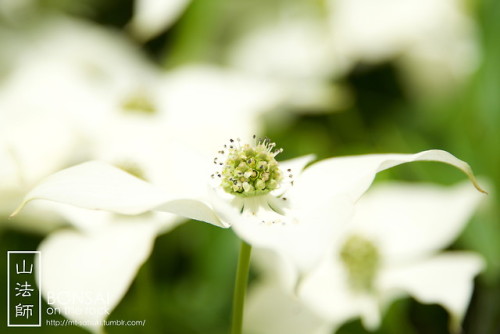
[339,235,380,293]
[215,137,285,197]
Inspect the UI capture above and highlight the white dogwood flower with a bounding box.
[299,181,485,333]
[13,148,484,278]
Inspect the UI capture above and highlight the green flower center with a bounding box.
[217,137,284,197]
[121,91,156,114]
[340,235,380,292]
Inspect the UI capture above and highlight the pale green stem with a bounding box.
[231,241,252,334]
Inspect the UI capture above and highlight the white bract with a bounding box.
[244,181,485,334]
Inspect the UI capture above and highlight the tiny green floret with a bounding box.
[340,235,380,293]
[121,91,156,114]
[218,137,284,197]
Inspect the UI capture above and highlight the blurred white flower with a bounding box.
[243,181,485,334]
[0,16,156,229]
[327,0,479,97]
[228,10,351,112]
[127,0,191,41]
[0,15,157,131]
[299,181,485,333]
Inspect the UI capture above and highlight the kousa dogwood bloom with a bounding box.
[244,181,485,334]
[299,181,485,333]
[13,147,484,277]
[22,69,280,333]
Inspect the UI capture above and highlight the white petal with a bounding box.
[228,193,354,273]
[0,117,78,186]
[244,280,332,334]
[250,248,300,290]
[128,0,190,40]
[379,252,484,332]
[276,154,315,195]
[12,161,169,215]
[229,17,336,80]
[155,66,282,152]
[295,150,484,205]
[299,255,369,331]
[156,197,226,227]
[37,219,160,333]
[351,181,485,262]
[278,154,316,176]
[12,161,225,227]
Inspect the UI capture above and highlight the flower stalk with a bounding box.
[231,240,252,334]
